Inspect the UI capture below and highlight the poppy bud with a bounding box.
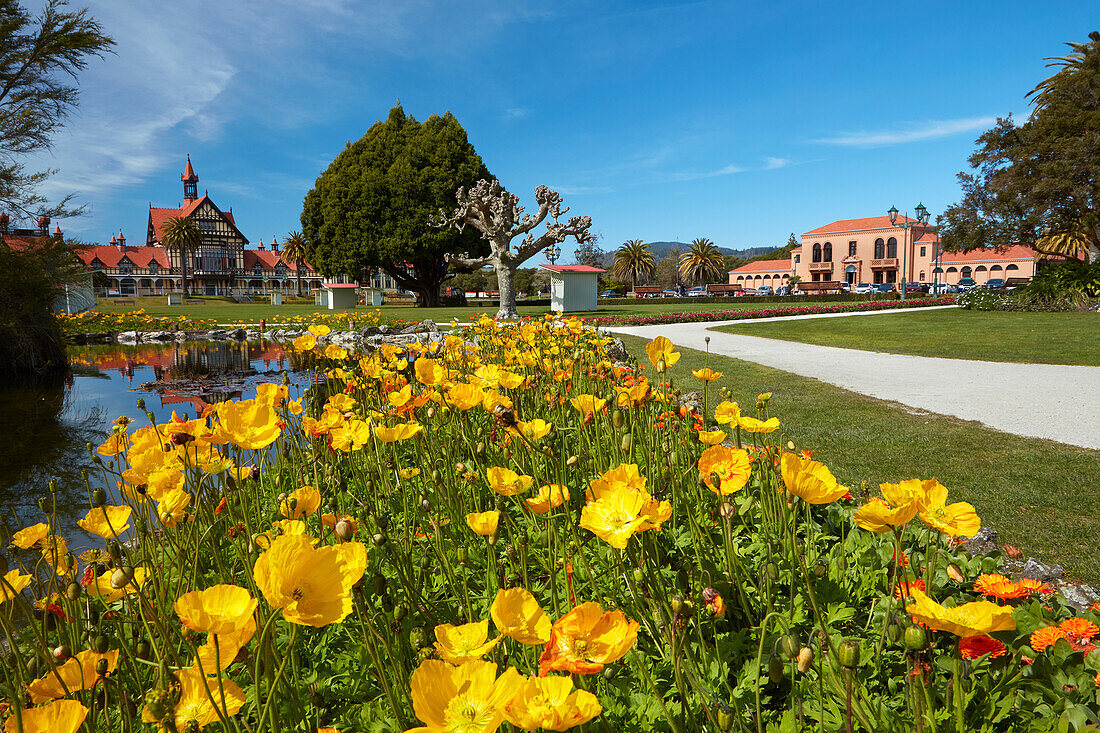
[65,582,82,602]
[611,410,625,429]
[420,498,431,512]
[454,462,467,474]
[394,603,408,621]
[797,646,814,673]
[135,398,146,411]
[371,532,386,546]
[335,519,355,542]
[91,488,107,508]
[110,566,134,590]
[716,708,734,731]
[946,564,964,583]
[92,634,110,654]
[250,465,261,481]
[904,625,927,651]
[768,656,784,685]
[669,596,683,614]
[135,639,151,660]
[838,639,860,669]
[887,623,903,645]
[566,455,580,468]
[779,634,799,660]
[38,497,50,512]
[371,574,386,596]
[621,434,632,452]
[53,645,71,662]
[48,479,57,493]
[718,501,736,520]
[764,562,779,582]
[25,656,37,676]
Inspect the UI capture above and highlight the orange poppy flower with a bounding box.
[1029,626,1067,652]
[1017,578,1051,595]
[538,602,638,676]
[894,578,925,601]
[973,574,1027,600]
[1060,617,1099,640]
[958,636,1006,660]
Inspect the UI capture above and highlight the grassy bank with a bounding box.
[712,308,1100,366]
[618,334,1100,582]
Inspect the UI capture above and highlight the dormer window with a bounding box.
[275,265,287,277]
[119,260,133,275]
[149,262,159,274]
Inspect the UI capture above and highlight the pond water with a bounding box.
[0,340,309,548]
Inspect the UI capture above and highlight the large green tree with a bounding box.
[939,31,1100,263]
[611,239,656,290]
[161,216,201,297]
[678,237,725,285]
[281,230,308,297]
[301,105,491,306]
[0,0,113,220]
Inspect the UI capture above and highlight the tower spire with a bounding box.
[181,155,198,202]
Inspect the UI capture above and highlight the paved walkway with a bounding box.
[605,310,1100,451]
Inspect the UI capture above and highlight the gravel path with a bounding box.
[605,312,1100,451]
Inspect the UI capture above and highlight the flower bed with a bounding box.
[3,315,1099,732]
[592,296,957,326]
[58,308,217,334]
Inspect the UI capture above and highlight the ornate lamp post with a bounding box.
[888,203,930,301]
[544,243,561,265]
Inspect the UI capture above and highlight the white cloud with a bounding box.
[813,117,996,146]
[550,185,614,195]
[668,163,744,182]
[504,107,528,119]
[763,156,789,169]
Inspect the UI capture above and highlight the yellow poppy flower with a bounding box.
[481,389,513,413]
[323,344,348,360]
[86,567,148,604]
[326,393,357,412]
[497,370,524,389]
[193,614,256,672]
[779,452,849,504]
[414,358,447,385]
[525,484,569,514]
[580,487,650,549]
[490,588,551,645]
[879,479,928,511]
[155,488,192,528]
[95,431,129,457]
[502,675,602,731]
[27,650,119,703]
[292,333,317,351]
[853,497,920,533]
[697,445,752,495]
[570,394,606,414]
[1,569,32,604]
[373,422,422,443]
[76,506,132,540]
[538,602,639,675]
[408,659,520,733]
[399,467,421,480]
[287,398,303,415]
[308,324,331,337]
[614,380,649,407]
[281,485,321,519]
[148,666,246,732]
[714,401,741,425]
[388,384,413,408]
[486,467,534,496]
[433,619,501,664]
[252,533,367,627]
[735,415,780,433]
[174,585,257,635]
[916,479,981,538]
[906,588,1016,638]
[11,522,49,549]
[329,419,372,451]
[645,336,680,368]
[447,382,485,410]
[465,510,500,537]
[696,429,727,446]
[515,418,552,440]
[587,463,648,499]
[4,699,88,733]
[255,383,288,405]
[216,399,281,450]
[692,367,723,382]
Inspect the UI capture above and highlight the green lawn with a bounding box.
[711,308,1100,366]
[618,334,1100,583]
[91,296,847,326]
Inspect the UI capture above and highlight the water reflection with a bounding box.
[0,340,304,548]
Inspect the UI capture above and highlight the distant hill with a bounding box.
[645,241,774,259]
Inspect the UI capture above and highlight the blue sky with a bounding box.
[34,0,1095,259]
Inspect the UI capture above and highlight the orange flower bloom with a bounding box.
[1029,626,1067,652]
[1060,617,1099,640]
[894,578,925,601]
[958,636,1006,660]
[973,574,1027,600]
[538,602,638,676]
[1017,578,1051,595]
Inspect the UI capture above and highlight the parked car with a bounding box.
[739,288,758,296]
[661,288,680,298]
[775,286,791,296]
[687,286,707,297]
[756,286,774,296]
[984,278,1008,290]
[956,277,978,292]
[905,282,928,294]
[599,289,618,298]
[875,283,896,293]
[853,282,875,294]
[929,282,952,295]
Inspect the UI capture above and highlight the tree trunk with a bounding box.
[181,251,188,300]
[495,261,518,319]
[296,265,303,298]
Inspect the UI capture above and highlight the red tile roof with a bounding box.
[243,249,315,273]
[540,264,605,273]
[147,196,244,244]
[181,155,198,182]
[75,244,171,269]
[729,259,792,274]
[804,216,920,236]
[914,231,939,244]
[936,244,1037,264]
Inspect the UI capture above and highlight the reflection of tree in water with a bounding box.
[0,371,106,542]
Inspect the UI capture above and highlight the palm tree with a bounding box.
[611,240,656,292]
[282,230,309,298]
[678,237,725,286]
[160,216,202,298]
[1033,228,1095,261]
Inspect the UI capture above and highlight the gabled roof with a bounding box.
[147,195,245,244]
[243,249,316,272]
[914,231,939,244]
[74,245,171,268]
[729,259,792,274]
[804,216,920,236]
[540,264,605,273]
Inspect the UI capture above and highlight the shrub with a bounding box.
[0,243,66,374]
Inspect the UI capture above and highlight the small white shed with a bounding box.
[322,283,358,310]
[541,264,604,313]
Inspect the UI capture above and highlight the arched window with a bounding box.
[874,238,885,259]
[975,265,987,273]
[1006,264,1019,272]
[887,237,897,259]
[919,271,925,281]
[990,265,1002,272]
[823,242,832,262]
[961,266,972,278]
[933,267,943,274]
[946,267,958,273]
[736,275,743,281]
[812,243,822,262]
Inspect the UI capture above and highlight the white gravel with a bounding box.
[606,310,1100,451]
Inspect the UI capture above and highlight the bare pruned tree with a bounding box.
[432,179,594,319]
